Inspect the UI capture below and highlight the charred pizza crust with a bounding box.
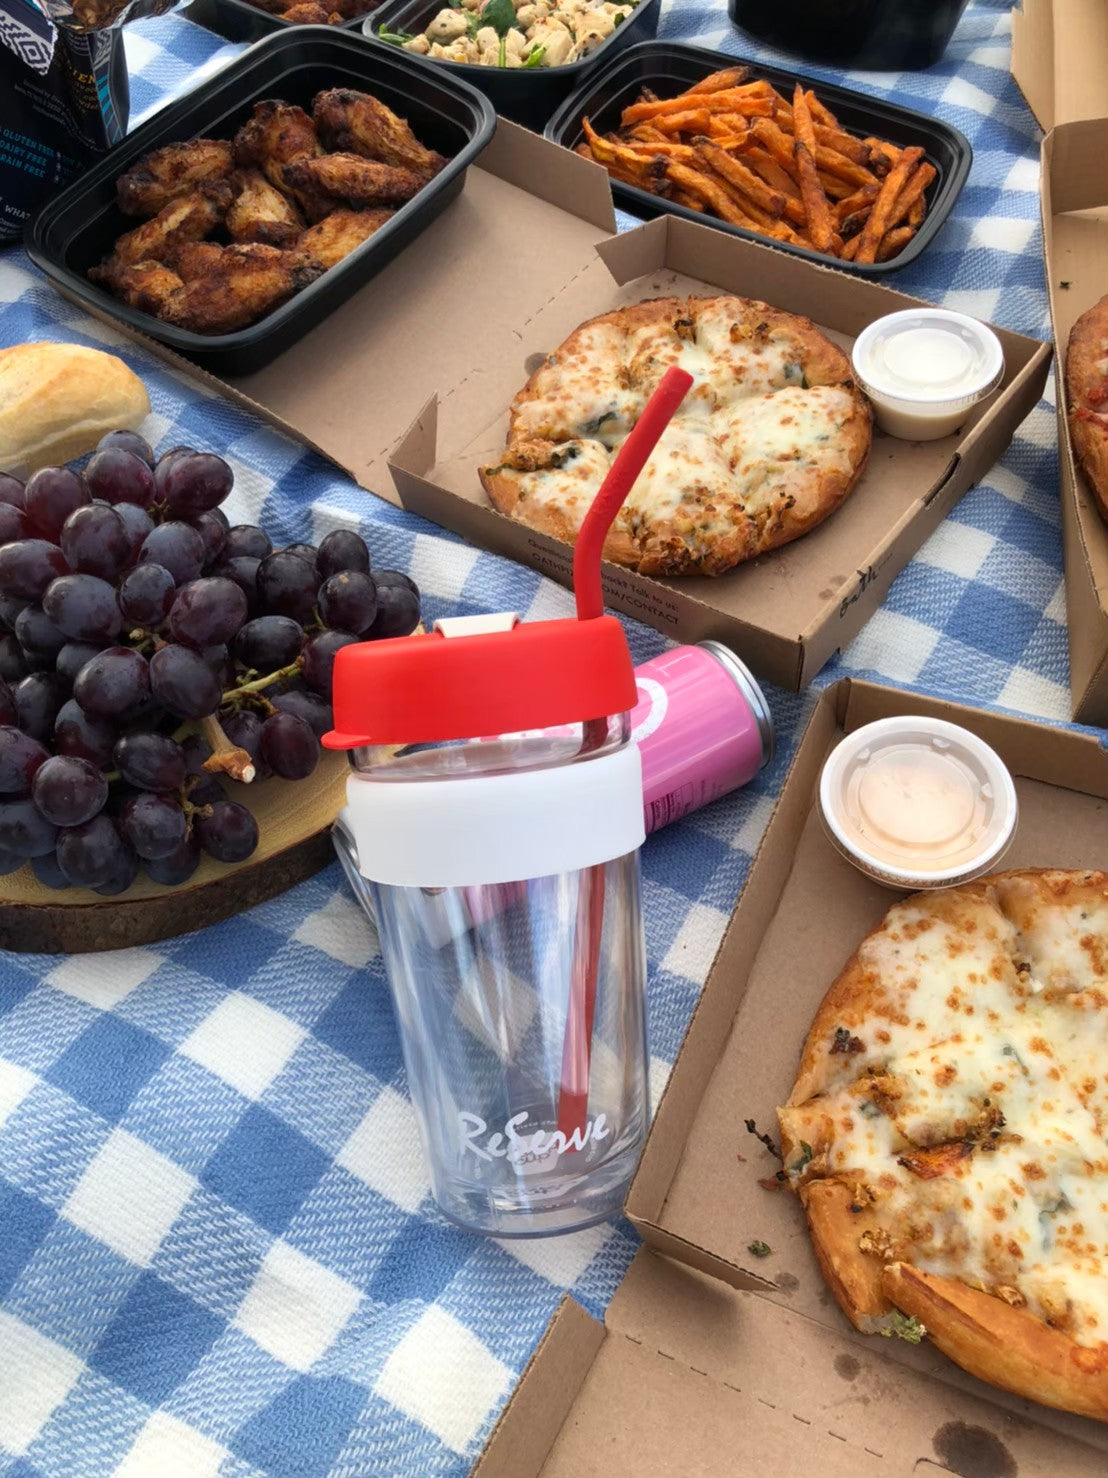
[479,295,872,577]
[779,868,1108,1421]
[1066,294,1108,523]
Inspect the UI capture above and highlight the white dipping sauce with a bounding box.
[818,716,1018,890]
[851,308,1005,441]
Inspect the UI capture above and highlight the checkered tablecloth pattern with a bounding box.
[0,4,1091,1476]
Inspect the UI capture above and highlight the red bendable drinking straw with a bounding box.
[556,365,693,1142]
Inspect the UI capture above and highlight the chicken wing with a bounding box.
[282,153,425,209]
[163,244,323,335]
[281,4,342,19]
[233,100,333,220]
[89,259,186,318]
[313,88,446,176]
[294,208,394,270]
[164,241,227,280]
[226,168,304,248]
[106,181,233,267]
[116,140,233,217]
[233,101,321,182]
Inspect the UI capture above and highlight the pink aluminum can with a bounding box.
[633,642,773,834]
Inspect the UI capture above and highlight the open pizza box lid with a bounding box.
[1041,116,1108,726]
[1011,0,1108,131]
[473,678,1108,1478]
[73,122,1050,694]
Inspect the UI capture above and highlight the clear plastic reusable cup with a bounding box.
[325,612,650,1237]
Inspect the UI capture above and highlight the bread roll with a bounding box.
[0,343,150,476]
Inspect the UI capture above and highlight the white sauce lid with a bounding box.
[852,308,1004,413]
[818,716,1018,888]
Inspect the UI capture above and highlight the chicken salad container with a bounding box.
[25,27,497,376]
[363,0,659,129]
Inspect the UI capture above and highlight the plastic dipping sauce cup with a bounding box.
[851,308,1004,441]
[818,716,1018,890]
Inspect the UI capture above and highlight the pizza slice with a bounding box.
[1065,294,1108,523]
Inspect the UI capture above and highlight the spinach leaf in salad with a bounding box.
[480,0,517,36]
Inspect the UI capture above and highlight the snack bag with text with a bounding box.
[0,0,169,241]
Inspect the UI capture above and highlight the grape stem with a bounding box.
[222,659,301,701]
[199,712,256,784]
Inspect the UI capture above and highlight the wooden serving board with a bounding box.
[0,752,350,955]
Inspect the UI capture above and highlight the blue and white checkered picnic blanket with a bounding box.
[0,3,1087,1475]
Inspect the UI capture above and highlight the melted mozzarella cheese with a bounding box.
[512,320,640,447]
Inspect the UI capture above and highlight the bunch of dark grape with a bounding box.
[0,433,420,895]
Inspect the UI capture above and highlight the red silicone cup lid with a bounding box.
[322,614,637,748]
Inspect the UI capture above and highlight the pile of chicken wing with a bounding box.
[91,89,446,336]
[242,0,375,24]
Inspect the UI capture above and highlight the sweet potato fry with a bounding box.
[854,144,923,263]
[628,123,669,143]
[654,109,712,135]
[582,118,661,186]
[740,145,801,198]
[863,137,899,174]
[813,123,872,166]
[623,142,698,160]
[886,160,936,230]
[792,86,836,252]
[664,161,757,226]
[806,91,839,129]
[839,234,861,261]
[706,114,749,139]
[672,188,706,211]
[877,225,915,262]
[694,139,786,216]
[814,147,877,189]
[833,183,878,223]
[791,83,818,155]
[749,117,797,175]
[686,66,751,94]
[908,196,925,227]
[838,209,869,240]
[815,169,853,200]
[620,94,701,124]
[796,147,836,252]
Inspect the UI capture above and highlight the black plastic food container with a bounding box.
[730,0,970,72]
[545,41,971,276]
[26,27,496,377]
[362,0,660,130]
[181,0,370,44]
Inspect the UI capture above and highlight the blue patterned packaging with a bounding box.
[0,0,165,241]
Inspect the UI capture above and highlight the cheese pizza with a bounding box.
[1066,294,1108,524]
[479,295,872,577]
[779,869,1108,1420]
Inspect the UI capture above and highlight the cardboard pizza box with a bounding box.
[473,678,1108,1478]
[65,123,1051,693]
[1011,0,1108,131]
[384,132,1050,692]
[1041,117,1108,726]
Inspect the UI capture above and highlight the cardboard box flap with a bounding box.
[471,1297,604,1478]
[1012,0,1108,130]
[390,212,1049,692]
[477,1252,1108,1478]
[625,680,1108,1450]
[1041,118,1108,723]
